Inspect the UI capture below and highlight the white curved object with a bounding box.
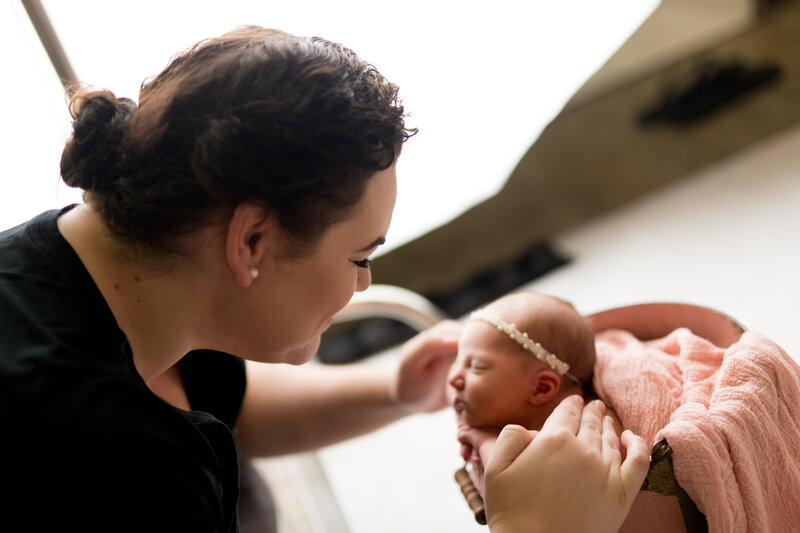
[333,284,448,332]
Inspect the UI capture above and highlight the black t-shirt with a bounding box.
[0,207,245,532]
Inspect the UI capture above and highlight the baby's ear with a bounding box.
[529,370,561,406]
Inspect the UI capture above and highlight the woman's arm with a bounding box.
[235,320,460,457]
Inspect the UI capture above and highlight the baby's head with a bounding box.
[447,291,596,429]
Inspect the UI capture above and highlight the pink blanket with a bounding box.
[594,327,800,532]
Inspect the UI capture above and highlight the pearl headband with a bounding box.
[470,308,582,386]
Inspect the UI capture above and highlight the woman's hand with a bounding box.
[483,396,649,533]
[390,319,461,413]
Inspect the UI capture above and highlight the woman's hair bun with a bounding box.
[60,87,136,192]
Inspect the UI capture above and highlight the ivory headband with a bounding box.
[470,308,582,386]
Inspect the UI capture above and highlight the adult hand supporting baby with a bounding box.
[391,320,462,413]
[483,396,649,533]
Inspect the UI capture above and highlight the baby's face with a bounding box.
[447,320,536,428]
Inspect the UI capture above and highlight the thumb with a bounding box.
[484,425,535,476]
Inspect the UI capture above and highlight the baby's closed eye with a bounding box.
[469,359,490,372]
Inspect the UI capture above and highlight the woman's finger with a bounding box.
[483,425,534,477]
[538,394,584,435]
[620,430,650,495]
[601,415,622,468]
[577,399,605,449]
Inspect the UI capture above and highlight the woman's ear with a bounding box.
[225,203,276,287]
[529,370,561,406]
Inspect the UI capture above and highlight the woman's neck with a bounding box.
[57,204,204,382]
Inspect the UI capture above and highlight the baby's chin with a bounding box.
[451,401,506,429]
[453,401,485,426]
[455,411,491,429]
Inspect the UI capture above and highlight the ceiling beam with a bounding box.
[21,0,76,86]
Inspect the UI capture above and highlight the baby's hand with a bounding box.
[456,422,507,496]
[456,421,481,464]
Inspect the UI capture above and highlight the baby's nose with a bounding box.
[448,371,465,390]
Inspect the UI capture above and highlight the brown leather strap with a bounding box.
[642,439,708,533]
[641,439,680,495]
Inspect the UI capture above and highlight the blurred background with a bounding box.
[6,1,800,531]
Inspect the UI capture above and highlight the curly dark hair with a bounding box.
[60,26,415,255]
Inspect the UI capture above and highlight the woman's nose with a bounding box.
[355,264,372,292]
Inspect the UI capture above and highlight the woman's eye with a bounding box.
[352,258,372,269]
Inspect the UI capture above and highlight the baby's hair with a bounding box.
[485,292,596,386]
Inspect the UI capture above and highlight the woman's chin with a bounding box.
[285,336,322,365]
[243,336,320,365]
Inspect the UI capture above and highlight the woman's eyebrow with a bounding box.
[357,236,386,253]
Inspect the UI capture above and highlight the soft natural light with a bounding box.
[2,0,658,251]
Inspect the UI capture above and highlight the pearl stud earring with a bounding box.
[250,268,259,280]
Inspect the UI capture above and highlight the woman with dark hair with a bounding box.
[0,26,647,532]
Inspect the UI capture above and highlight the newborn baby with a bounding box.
[448,290,596,434]
[448,291,687,533]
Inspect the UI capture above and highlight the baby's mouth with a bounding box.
[453,399,468,414]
